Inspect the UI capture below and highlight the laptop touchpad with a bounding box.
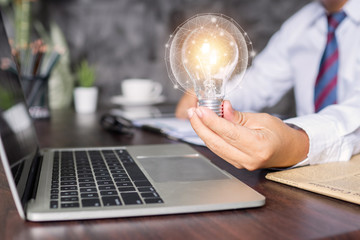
[137,156,229,182]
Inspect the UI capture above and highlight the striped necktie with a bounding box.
[314,11,346,112]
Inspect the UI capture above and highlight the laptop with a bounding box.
[0,12,265,222]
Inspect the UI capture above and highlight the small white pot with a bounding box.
[74,87,98,114]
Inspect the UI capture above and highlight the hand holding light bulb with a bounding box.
[165,13,252,117]
[187,101,309,170]
[166,14,309,170]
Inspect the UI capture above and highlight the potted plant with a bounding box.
[73,60,98,113]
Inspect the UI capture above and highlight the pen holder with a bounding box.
[21,75,50,119]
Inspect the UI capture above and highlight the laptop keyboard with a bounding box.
[50,149,164,209]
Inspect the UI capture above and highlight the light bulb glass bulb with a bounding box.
[165,13,252,117]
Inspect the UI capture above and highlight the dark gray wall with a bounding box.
[41,0,308,114]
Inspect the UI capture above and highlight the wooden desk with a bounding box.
[1,109,360,239]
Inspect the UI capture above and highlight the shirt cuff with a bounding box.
[284,114,350,165]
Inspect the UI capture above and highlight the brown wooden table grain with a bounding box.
[1,109,360,240]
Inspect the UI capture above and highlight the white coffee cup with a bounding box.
[121,79,163,102]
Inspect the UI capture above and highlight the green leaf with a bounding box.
[76,60,96,87]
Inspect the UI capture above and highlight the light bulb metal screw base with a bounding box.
[198,99,224,117]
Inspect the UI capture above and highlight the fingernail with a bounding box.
[195,108,203,118]
[187,108,195,118]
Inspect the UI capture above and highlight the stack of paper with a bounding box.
[132,117,205,146]
[266,154,360,205]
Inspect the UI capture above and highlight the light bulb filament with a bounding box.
[201,43,210,54]
[204,79,216,98]
[196,56,210,81]
[209,51,217,65]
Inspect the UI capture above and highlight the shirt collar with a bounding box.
[343,0,360,24]
[307,0,360,28]
[306,1,327,28]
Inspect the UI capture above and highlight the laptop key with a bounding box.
[61,181,77,186]
[93,169,110,174]
[121,192,143,205]
[137,187,156,192]
[77,170,93,175]
[61,197,79,202]
[98,180,114,185]
[61,191,78,196]
[112,173,127,178]
[96,176,112,181]
[118,187,136,192]
[123,163,147,181]
[51,194,58,199]
[78,174,93,178]
[82,198,101,207]
[134,180,152,187]
[116,182,133,187]
[51,189,59,194]
[81,193,99,198]
[117,150,134,163]
[50,201,58,209]
[144,198,164,204]
[107,162,122,168]
[78,178,94,183]
[61,202,80,208]
[61,177,76,181]
[80,187,97,193]
[99,185,115,190]
[92,163,106,168]
[102,196,122,206]
[114,177,130,183]
[79,182,95,188]
[61,186,78,191]
[110,169,125,174]
[94,172,110,177]
[141,192,160,198]
[100,190,118,196]
[61,172,75,177]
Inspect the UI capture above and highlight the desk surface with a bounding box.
[1,109,360,239]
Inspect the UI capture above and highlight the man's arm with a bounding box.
[284,91,360,165]
[187,101,309,170]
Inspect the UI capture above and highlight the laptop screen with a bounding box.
[0,12,39,202]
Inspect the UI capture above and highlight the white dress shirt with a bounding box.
[227,0,360,166]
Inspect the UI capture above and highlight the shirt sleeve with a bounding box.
[285,90,360,166]
[227,25,295,112]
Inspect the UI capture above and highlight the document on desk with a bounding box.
[132,117,205,146]
[266,154,360,205]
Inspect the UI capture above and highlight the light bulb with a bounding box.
[165,13,253,117]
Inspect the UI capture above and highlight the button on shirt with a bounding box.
[227,0,360,166]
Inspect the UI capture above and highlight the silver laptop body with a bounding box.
[0,12,265,222]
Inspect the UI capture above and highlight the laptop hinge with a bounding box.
[21,152,43,207]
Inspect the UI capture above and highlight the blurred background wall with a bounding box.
[3,0,309,116]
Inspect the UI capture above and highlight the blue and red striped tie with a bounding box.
[314,11,346,112]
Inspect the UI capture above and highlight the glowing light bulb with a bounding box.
[165,13,253,117]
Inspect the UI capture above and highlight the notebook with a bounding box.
[0,12,265,222]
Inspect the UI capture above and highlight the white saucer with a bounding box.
[110,95,166,106]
